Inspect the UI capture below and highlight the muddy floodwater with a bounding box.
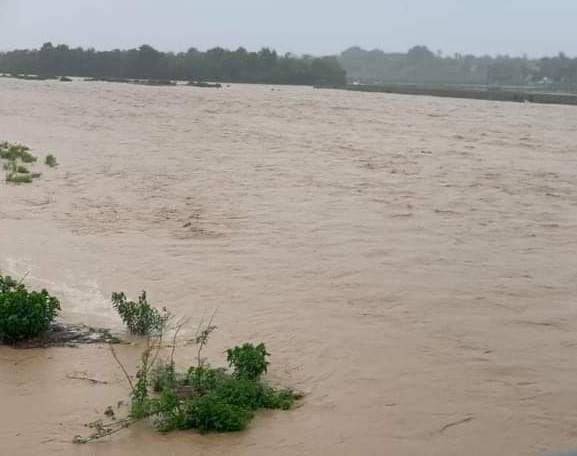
[1,79,577,456]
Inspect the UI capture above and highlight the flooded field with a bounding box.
[1,78,577,456]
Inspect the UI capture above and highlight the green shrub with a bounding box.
[151,361,176,393]
[76,326,297,442]
[260,386,295,410]
[185,394,253,432]
[0,273,61,343]
[0,142,37,163]
[111,291,167,335]
[45,154,58,167]
[142,343,294,433]
[186,365,228,396]
[6,174,33,184]
[1,141,43,184]
[226,343,270,380]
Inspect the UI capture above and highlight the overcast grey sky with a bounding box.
[0,0,575,57]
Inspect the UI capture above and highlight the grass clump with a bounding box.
[0,273,61,344]
[111,291,168,335]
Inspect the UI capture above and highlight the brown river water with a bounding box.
[1,79,577,456]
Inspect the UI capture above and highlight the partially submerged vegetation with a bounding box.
[187,81,222,88]
[45,154,58,167]
[1,141,40,183]
[0,275,298,438]
[0,273,60,344]
[0,272,118,347]
[1,141,57,184]
[76,327,296,440]
[70,291,298,442]
[111,291,168,335]
[2,74,224,88]
[85,78,223,88]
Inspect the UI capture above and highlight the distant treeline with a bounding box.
[340,46,577,86]
[0,43,346,86]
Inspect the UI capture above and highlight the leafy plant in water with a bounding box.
[226,343,270,381]
[150,339,293,434]
[184,393,253,432]
[6,174,34,184]
[0,272,61,344]
[111,291,168,335]
[45,154,58,167]
[0,141,37,163]
[75,317,297,443]
[194,317,216,367]
[0,141,50,184]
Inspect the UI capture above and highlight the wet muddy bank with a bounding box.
[8,320,121,348]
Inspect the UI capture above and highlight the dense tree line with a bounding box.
[0,43,346,86]
[340,46,577,86]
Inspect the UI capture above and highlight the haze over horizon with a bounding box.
[0,0,575,57]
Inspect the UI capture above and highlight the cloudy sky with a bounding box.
[0,0,574,56]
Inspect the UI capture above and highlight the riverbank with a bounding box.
[318,83,577,106]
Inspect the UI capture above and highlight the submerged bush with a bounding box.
[111,291,168,335]
[75,320,298,443]
[0,273,61,344]
[184,394,253,432]
[6,174,35,184]
[147,342,295,433]
[0,141,37,164]
[1,141,54,184]
[227,343,269,380]
[45,154,58,167]
[75,300,299,444]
